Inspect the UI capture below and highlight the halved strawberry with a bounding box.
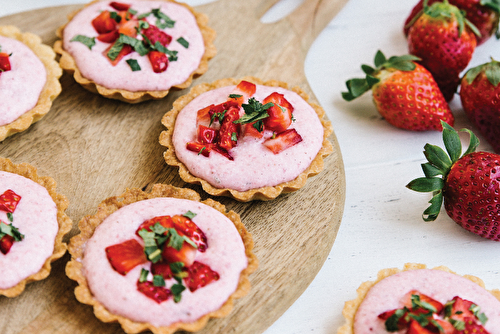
[0,53,11,73]
[151,261,174,280]
[171,215,208,252]
[142,25,172,47]
[105,239,147,275]
[92,10,117,34]
[148,50,168,73]
[110,1,131,11]
[402,290,444,315]
[446,296,475,322]
[97,30,120,43]
[0,189,21,213]
[137,280,171,303]
[262,92,294,133]
[197,125,217,144]
[229,80,257,105]
[184,261,219,292]
[104,43,133,66]
[407,320,434,334]
[263,128,303,154]
[0,234,14,254]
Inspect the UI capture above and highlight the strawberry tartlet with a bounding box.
[160,77,334,201]
[66,184,257,333]
[0,158,71,297]
[54,0,216,103]
[0,26,62,141]
[338,263,500,334]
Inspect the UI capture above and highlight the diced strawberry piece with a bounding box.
[117,18,138,37]
[171,215,208,252]
[0,234,14,254]
[208,100,241,120]
[92,10,117,34]
[135,215,174,236]
[0,53,11,73]
[196,105,214,127]
[211,145,234,160]
[104,43,133,66]
[148,50,168,73]
[142,25,172,47]
[137,281,171,303]
[184,261,220,292]
[186,142,211,157]
[162,238,197,267]
[151,261,174,280]
[462,317,490,333]
[426,319,456,334]
[407,320,434,334]
[377,309,410,330]
[262,92,294,133]
[402,290,444,315]
[110,1,131,11]
[263,128,303,154]
[217,106,240,151]
[197,125,217,144]
[241,122,264,139]
[97,30,120,43]
[0,189,21,213]
[105,239,147,275]
[230,80,256,105]
[447,296,475,322]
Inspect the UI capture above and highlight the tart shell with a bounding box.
[337,263,500,334]
[0,26,62,141]
[53,0,217,104]
[66,184,258,334]
[0,157,71,298]
[159,76,334,202]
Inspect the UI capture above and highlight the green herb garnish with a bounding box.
[153,275,166,287]
[109,11,122,23]
[152,8,175,29]
[139,268,149,282]
[7,212,13,222]
[233,97,274,132]
[70,35,96,49]
[183,211,197,219]
[0,221,23,241]
[231,132,238,141]
[176,37,189,48]
[126,59,141,71]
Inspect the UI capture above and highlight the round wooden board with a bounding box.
[0,1,346,333]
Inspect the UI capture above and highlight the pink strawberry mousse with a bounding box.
[354,269,500,333]
[82,197,248,327]
[172,84,324,191]
[0,36,46,127]
[62,1,205,92]
[0,171,58,289]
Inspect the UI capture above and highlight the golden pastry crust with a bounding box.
[66,184,258,334]
[0,26,62,141]
[337,263,500,334]
[53,0,216,104]
[159,76,334,202]
[0,157,71,298]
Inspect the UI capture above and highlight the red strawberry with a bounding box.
[229,80,257,105]
[460,317,490,333]
[407,0,479,101]
[197,125,217,144]
[196,105,214,127]
[262,92,294,133]
[186,142,211,157]
[217,106,240,151]
[460,59,500,153]
[407,319,435,334]
[378,309,410,331]
[136,215,174,235]
[427,319,457,334]
[171,214,208,252]
[240,122,264,139]
[404,0,500,45]
[447,296,475,322]
[105,239,148,275]
[407,121,500,240]
[104,43,133,66]
[142,25,172,47]
[184,261,219,292]
[162,239,197,267]
[402,290,444,315]
[263,128,303,154]
[342,50,454,131]
[97,30,120,43]
[117,18,138,37]
[0,52,11,74]
[151,261,174,279]
[92,10,117,34]
[0,234,14,255]
[110,1,131,11]
[148,50,168,73]
[137,280,171,303]
[0,189,21,213]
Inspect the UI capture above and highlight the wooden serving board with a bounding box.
[0,0,346,333]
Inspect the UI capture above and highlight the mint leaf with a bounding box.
[152,8,175,29]
[183,211,197,219]
[70,35,95,49]
[176,37,189,48]
[126,59,141,71]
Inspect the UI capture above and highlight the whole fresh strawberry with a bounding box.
[342,50,454,131]
[404,0,500,45]
[460,59,500,153]
[407,0,480,101]
[407,121,500,241]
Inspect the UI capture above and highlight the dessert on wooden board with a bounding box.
[54,0,216,103]
[160,77,334,201]
[338,263,500,334]
[0,158,71,298]
[66,184,257,333]
[0,25,62,141]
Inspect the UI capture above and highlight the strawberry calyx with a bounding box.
[463,58,500,86]
[422,0,481,37]
[406,121,479,221]
[342,50,421,101]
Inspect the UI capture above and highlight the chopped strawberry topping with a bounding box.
[262,92,294,133]
[105,239,148,275]
[92,10,117,34]
[135,215,174,235]
[142,25,172,47]
[184,261,219,292]
[230,80,257,105]
[151,261,174,280]
[0,53,11,74]
[148,50,168,73]
[186,142,211,157]
[162,239,197,267]
[462,317,490,333]
[0,189,21,213]
[171,215,208,252]
[97,30,120,43]
[263,128,303,154]
[117,18,139,37]
[196,105,214,127]
[447,296,475,322]
[104,43,133,66]
[402,290,444,315]
[197,125,218,144]
[407,319,434,334]
[110,1,131,11]
[240,122,264,139]
[137,280,171,303]
[217,106,240,151]
[0,234,14,255]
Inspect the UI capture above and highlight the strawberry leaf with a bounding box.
[460,128,480,156]
[424,144,452,174]
[421,163,442,178]
[484,59,500,86]
[442,122,461,163]
[374,50,386,67]
[406,177,444,192]
[361,64,375,75]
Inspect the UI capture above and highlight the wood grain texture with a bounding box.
[0,0,347,333]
